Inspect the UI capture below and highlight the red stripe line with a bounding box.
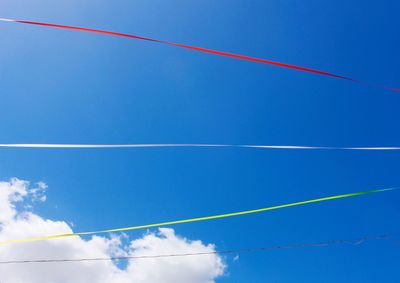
[8,19,400,92]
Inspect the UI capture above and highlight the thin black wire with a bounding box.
[0,235,392,265]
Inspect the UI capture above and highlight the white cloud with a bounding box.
[126,228,225,283]
[0,178,29,223]
[0,178,226,283]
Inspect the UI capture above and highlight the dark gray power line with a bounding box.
[0,235,391,265]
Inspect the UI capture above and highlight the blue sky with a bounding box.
[1,0,400,282]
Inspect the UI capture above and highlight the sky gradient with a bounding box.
[1,1,400,282]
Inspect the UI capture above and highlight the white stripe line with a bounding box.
[345,147,400,150]
[0,144,229,148]
[241,145,334,149]
[0,144,399,150]
[0,18,15,22]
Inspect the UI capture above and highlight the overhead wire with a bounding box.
[0,235,392,265]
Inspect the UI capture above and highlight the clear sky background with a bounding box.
[1,0,400,282]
